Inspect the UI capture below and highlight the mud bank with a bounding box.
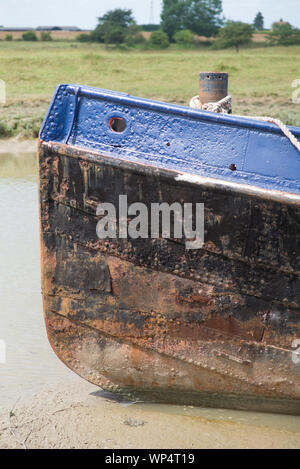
[0,377,299,449]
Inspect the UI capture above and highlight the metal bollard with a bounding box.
[199,72,228,106]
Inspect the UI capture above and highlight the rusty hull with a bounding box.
[38,141,300,415]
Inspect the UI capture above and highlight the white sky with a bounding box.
[0,0,299,30]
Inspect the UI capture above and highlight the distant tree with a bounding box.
[5,34,13,41]
[76,33,92,42]
[149,30,170,48]
[161,0,223,40]
[161,0,185,39]
[253,12,264,30]
[214,21,253,52]
[185,0,223,37]
[174,29,194,46]
[268,22,300,45]
[40,31,52,41]
[22,31,38,41]
[92,9,136,44]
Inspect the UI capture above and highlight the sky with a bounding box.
[0,0,300,30]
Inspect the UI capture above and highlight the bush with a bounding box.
[90,27,104,43]
[5,34,13,41]
[268,22,300,46]
[214,21,253,52]
[174,29,194,46]
[125,25,146,46]
[22,31,38,41]
[76,33,92,42]
[0,121,13,138]
[40,31,52,41]
[149,30,170,49]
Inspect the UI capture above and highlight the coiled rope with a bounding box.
[190,94,233,114]
[190,94,300,152]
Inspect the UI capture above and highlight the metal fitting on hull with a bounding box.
[199,72,229,106]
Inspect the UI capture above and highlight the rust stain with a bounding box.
[38,142,300,414]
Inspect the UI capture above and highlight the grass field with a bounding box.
[0,41,300,138]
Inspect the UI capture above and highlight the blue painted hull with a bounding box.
[40,84,300,196]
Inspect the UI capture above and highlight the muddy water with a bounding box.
[0,151,299,446]
[0,151,75,407]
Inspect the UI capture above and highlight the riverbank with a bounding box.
[0,42,300,139]
[0,377,300,449]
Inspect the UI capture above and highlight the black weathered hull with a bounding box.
[39,141,300,415]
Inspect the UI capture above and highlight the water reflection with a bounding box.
[0,152,37,180]
[129,402,300,434]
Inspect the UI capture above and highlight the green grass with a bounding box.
[1,41,300,138]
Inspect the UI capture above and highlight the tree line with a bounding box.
[7,0,300,51]
[75,1,300,51]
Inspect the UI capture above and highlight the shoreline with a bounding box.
[0,378,300,449]
[0,139,37,154]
